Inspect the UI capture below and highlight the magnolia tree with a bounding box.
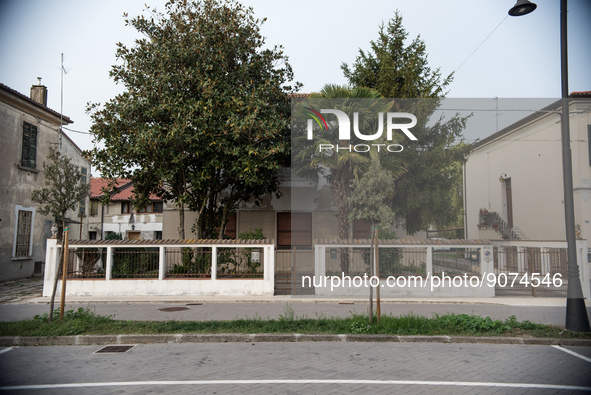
[31,147,90,322]
[88,0,299,239]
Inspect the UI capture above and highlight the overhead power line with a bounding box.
[454,15,508,73]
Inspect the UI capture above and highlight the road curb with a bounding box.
[1,334,590,347]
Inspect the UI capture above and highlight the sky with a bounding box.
[0,0,590,175]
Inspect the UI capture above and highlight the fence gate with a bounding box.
[493,246,568,296]
[274,248,315,295]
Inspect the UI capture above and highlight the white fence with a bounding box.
[43,238,275,297]
[312,239,495,298]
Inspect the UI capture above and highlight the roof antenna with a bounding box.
[37,77,42,86]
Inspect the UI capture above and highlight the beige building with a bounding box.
[465,93,591,241]
[161,168,346,244]
[161,167,415,244]
[89,178,163,240]
[0,82,90,281]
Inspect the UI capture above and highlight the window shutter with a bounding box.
[21,123,30,167]
[21,122,37,168]
[30,125,37,168]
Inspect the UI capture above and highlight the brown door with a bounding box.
[127,231,140,240]
[505,178,513,228]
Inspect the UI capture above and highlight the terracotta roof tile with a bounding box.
[67,239,274,246]
[287,93,310,98]
[90,177,130,198]
[90,177,160,201]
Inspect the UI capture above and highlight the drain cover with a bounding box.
[159,306,190,312]
[95,345,135,354]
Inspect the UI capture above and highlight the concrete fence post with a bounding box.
[105,246,113,281]
[42,238,59,297]
[211,246,217,280]
[480,245,494,276]
[265,244,274,283]
[314,245,325,285]
[425,247,433,278]
[158,246,165,280]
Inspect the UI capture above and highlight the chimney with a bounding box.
[30,77,48,106]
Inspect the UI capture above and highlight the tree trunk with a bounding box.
[48,218,66,323]
[178,200,185,239]
[369,225,374,324]
[218,202,230,240]
[333,167,352,274]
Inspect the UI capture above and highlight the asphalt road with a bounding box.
[2,300,590,328]
[1,342,590,394]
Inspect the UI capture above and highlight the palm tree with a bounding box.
[292,84,405,272]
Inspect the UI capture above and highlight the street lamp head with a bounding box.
[508,0,537,16]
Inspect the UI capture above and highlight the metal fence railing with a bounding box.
[432,247,481,277]
[274,248,314,295]
[59,241,270,280]
[494,246,568,296]
[65,248,105,279]
[216,247,264,278]
[165,247,212,278]
[111,248,160,279]
[324,247,429,277]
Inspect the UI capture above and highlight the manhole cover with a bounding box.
[159,307,190,312]
[95,345,135,354]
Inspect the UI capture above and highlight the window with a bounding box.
[88,231,97,240]
[79,167,87,215]
[13,206,35,258]
[90,200,99,216]
[121,202,131,214]
[154,231,162,240]
[138,202,163,213]
[80,167,87,183]
[137,204,153,213]
[21,122,38,169]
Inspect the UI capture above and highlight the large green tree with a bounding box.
[341,12,470,234]
[88,0,298,238]
[31,147,90,322]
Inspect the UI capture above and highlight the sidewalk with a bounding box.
[1,278,589,327]
[0,277,43,304]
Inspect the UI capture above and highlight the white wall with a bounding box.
[466,103,591,241]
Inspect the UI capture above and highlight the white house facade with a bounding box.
[464,93,591,242]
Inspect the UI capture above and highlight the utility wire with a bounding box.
[454,15,509,73]
[63,126,91,134]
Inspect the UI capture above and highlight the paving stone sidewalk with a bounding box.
[0,277,43,304]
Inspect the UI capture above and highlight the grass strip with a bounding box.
[0,307,589,339]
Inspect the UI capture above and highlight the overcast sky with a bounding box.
[1,0,590,173]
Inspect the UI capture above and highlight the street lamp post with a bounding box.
[509,0,590,332]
